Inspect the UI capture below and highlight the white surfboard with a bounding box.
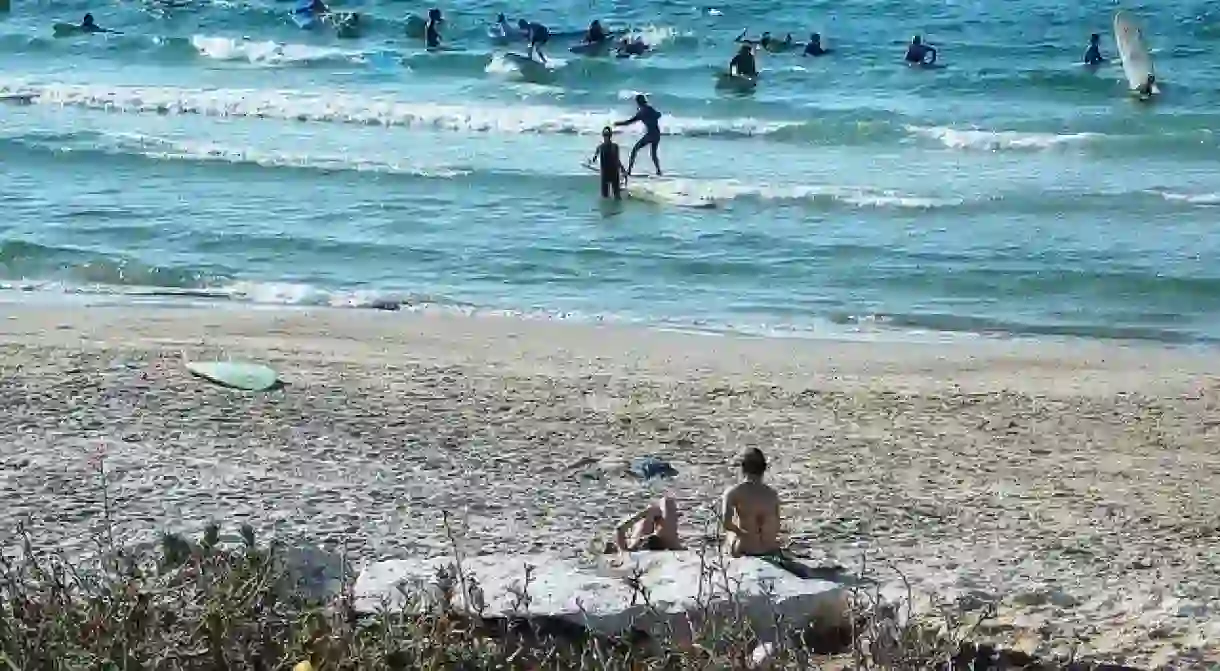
[581,164,716,209]
[1114,11,1158,93]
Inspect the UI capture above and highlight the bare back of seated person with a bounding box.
[721,448,781,557]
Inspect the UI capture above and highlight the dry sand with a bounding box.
[1,305,1218,667]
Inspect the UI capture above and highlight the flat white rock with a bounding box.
[354,551,848,642]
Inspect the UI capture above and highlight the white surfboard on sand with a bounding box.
[1114,11,1159,93]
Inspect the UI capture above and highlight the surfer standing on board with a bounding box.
[614,94,663,177]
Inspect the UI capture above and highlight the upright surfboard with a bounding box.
[1114,11,1158,93]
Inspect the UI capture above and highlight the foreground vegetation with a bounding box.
[0,459,1139,670]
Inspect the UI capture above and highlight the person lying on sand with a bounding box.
[614,496,682,551]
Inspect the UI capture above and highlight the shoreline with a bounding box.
[4,286,1220,354]
[1,305,1217,667]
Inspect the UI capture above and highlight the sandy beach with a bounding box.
[0,304,1217,667]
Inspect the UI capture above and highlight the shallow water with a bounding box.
[2,0,1220,342]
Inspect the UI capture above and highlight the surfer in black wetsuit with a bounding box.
[425,8,443,48]
[729,44,758,77]
[584,20,608,44]
[79,13,120,33]
[518,19,550,63]
[614,94,663,177]
[905,35,936,65]
[803,32,829,56]
[1136,73,1157,100]
[590,127,628,200]
[1083,33,1106,65]
[616,36,649,57]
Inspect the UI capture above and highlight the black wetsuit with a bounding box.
[621,104,661,153]
[730,52,758,77]
[595,141,623,199]
[425,20,440,48]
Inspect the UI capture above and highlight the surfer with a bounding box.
[1083,33,1106,65]
[803,32,829,56]
[1136,73,1157,100]
[518,19,550,63]
[729,43,758,77]
[614,94,663,177]
[79,13,113,33]
[584,19,608,44]
[589,126,628,200]
[905,35,937,65]
[616,36,649,57]
[424,8,443,48]
[491,13,514,38]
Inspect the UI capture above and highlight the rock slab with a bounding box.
[354,551,849,642]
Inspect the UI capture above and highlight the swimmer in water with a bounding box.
[803,32,830,56]
[905,35,937,65]
[1083,33,1106,65]
[729,43,758,77]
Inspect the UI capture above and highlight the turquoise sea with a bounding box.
[2,0,1220,342]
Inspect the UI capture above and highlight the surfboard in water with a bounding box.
[581,164,717,209]
[1115,11,1158,93]
[715,71,758,92]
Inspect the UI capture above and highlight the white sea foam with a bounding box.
[189,35,357,65]
[1159,190,1220,205]
[0,81,795,138]
[648,178,965,209]
[105,132,470,178]
[908,125,1100,151]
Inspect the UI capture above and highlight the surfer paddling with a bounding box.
[589,126,628,200]
[78,13,120,34]
[614,94,663,177]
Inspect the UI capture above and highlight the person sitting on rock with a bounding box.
[721,447,782,557]
[613,496,682,551]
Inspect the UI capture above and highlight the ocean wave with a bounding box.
[0,82,798,137]
[642,178,966,209]
[907,125,1100,151]
[1157,190,1220,206]
[188,35,362,65]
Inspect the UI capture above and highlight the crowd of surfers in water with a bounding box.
[60,7,1156,203]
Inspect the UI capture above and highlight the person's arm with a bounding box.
[720,490,747,537]
[927,46,937,63]
[589,146,602,165]
[614,112,640,127]
[614,505,652,551]
[735,29,747,43]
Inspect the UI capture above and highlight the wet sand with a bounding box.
[0,305,1217,667]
